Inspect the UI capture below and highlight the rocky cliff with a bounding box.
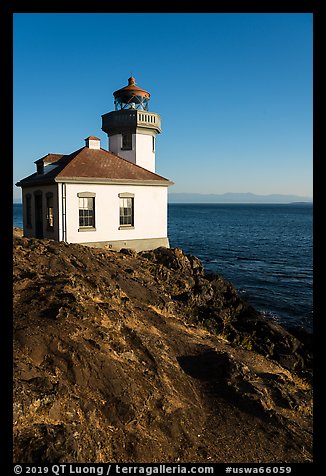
[13,230,313,463]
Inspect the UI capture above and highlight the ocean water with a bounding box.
[13,202,313,331]
[168,203,313,332]
[13,203,24,229]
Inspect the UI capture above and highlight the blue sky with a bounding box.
[13,13,313,200]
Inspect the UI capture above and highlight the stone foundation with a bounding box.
[79,237,170,252]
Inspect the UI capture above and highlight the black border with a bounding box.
[4,1,321,473]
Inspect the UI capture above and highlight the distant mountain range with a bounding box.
[14,193,313,205]
[168,192,313,204]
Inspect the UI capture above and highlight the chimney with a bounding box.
[85,136,101,149]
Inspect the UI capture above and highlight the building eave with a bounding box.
[15,178,57,188]
[55,177,174,187]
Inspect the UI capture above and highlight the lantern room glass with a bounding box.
[114,95,149,111]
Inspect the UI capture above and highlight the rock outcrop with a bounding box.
[13,231,313,463]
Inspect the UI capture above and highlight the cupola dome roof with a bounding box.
[113,77,150,100]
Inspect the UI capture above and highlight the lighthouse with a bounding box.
[16,76,173,251]
[101,76,161,173]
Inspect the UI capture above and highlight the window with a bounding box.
[121,133,132,150]
[119,195,134,227]
[46,193,54,229]
[26,194,32,228]
[152,136,155,152]
[79,197,95,228]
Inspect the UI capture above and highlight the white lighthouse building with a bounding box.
[102,76,160,173]
[16,77,174,251]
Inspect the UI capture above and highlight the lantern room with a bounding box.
[113,76,150,111]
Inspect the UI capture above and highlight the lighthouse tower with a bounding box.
[101,77,161,173]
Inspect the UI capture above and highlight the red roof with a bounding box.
[113,77,150,99]
[56,147,171,182]
[17,146,173,187]
[34,153,64,165]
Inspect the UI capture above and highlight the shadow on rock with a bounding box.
[177,348,270,421]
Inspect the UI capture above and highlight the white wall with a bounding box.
[109,134,136,164]
[43,164,59,175]
[21,184,59,239]
[108,132,156,172]
[135,133,155,172]
[64,183,168,244]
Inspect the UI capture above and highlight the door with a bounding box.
[34,193,43,238]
